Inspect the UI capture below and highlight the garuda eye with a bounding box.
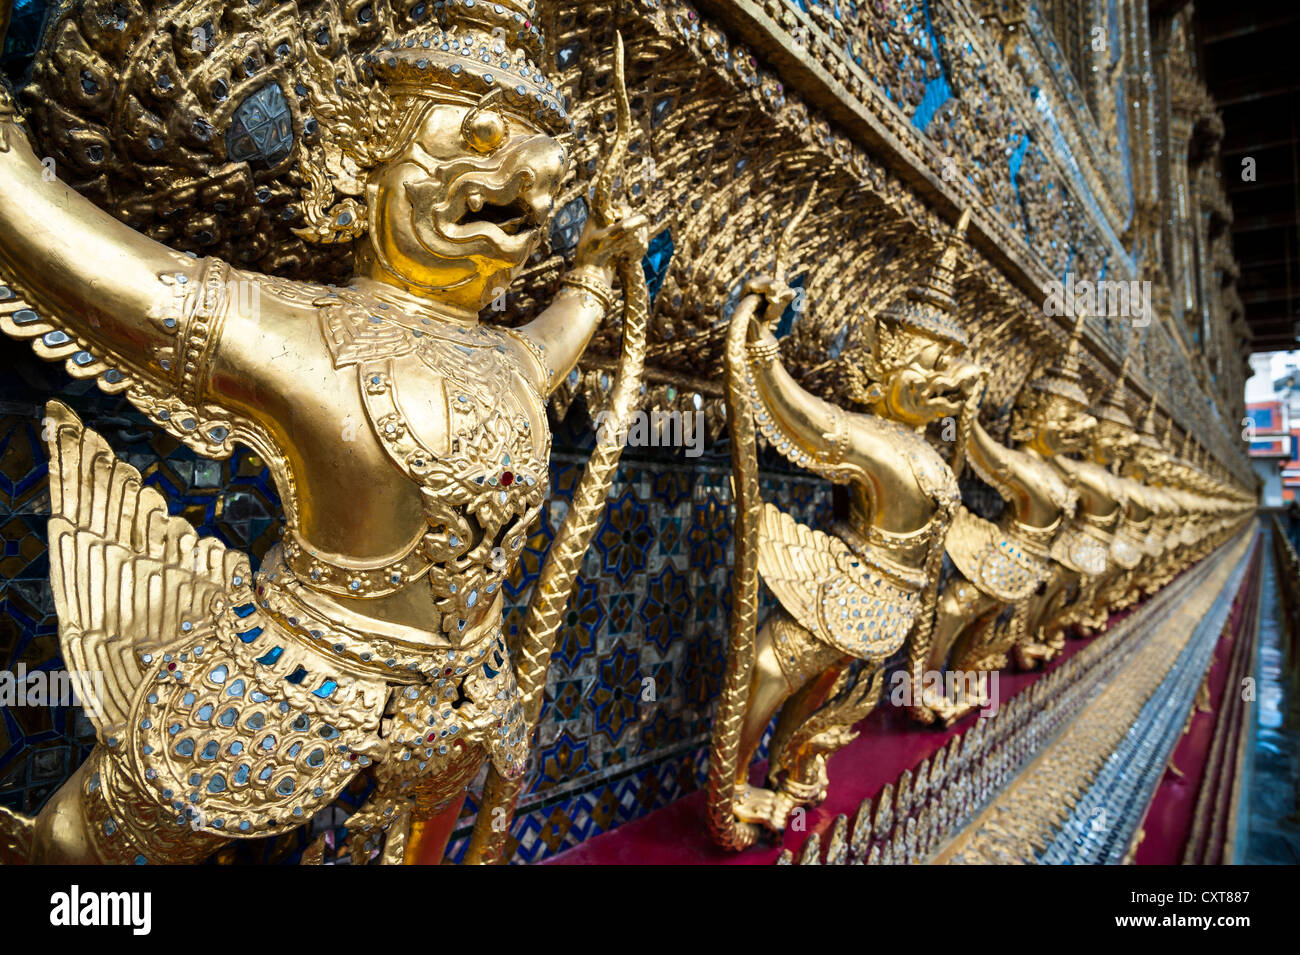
[462,89,509,154]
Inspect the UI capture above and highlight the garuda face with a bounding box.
[860,327,984,429]
[365,102,567,311]
[1091,418,1140,465]
[1013,392,1097,455]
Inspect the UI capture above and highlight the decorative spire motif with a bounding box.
[881,209,972,347]
[1028,304,1091,407]
[1136,392,1162,450]
[1092,352,1135,429]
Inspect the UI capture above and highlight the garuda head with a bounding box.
[296,0,570,311]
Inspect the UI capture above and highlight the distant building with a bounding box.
[1246,354,1300,504]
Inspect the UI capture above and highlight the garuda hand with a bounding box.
[744,275,799,325]
[572,205,650,283]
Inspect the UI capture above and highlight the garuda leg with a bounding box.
[729,610,845,832]
[909,573,1004,725]
[1014,567,1077,669]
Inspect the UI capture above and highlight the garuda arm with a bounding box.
[0,97,251,457]
[964,418,1062,528]
[509,216,648,397]
[743,317,860,484]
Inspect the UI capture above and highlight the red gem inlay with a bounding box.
[501,471,514,486]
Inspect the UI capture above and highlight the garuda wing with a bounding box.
[1108,525,1145,570]
[43,400,249,746]
[756,503,921,662]
[1050,521,1112,577]
[945,505,1047,602]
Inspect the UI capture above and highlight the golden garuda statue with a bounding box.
[1007,317,1117,670]
[1057,361,1146,637]
[1113,395,1180,605]
[706,200,984,848]
[908,312,1096,724]
[1172,433,1218,562]
[1146,420,1202,592]
[0,0,650,864]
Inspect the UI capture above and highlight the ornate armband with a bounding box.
[175,258,234,407]
[746,338,781,367]
[819,405,851,466]
[559,267,617,313]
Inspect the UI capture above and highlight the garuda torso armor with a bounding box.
[952,428,1076,603]
[751,390,959,666]
[1049,456,1122,578]
[291,286,551,621]
[1105,473,1150,572]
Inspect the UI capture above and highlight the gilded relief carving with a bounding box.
[0,0,1259,865]
[0,0,651,864]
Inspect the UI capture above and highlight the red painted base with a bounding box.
[547,637,1094,865]
[1134,541,1261,864]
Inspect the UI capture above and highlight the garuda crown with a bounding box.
[843,208,973,402]
[877,208,972,349]
[1091,352,1135,430]
[295,0,570,244]
[363,0,569,132]
[1025,306,1091,409]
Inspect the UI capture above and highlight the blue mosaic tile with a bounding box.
[0,335,833,864]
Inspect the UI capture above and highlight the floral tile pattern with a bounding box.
[446,432,832,863]
[0,338,831,863]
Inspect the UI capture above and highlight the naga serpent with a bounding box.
[706,188,816,850]
[463,32,649,865]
